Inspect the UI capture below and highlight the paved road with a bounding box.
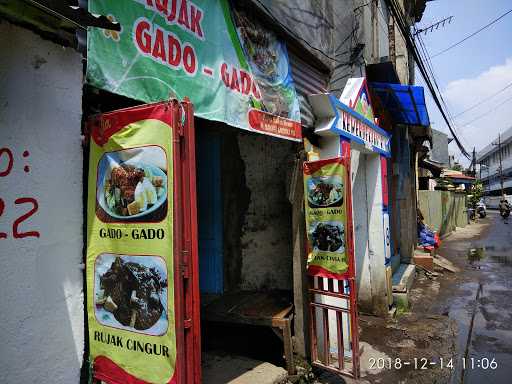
[440,211,512,384]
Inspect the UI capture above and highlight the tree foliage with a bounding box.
[469,181,484,207]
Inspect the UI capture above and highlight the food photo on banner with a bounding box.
[303,157,350,279]
[87,0,302,140]
[86,103,177,384]
[96,146,168,223]
[94,253,169,336]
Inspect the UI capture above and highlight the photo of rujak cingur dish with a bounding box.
[94,254,168,336]
[310,222,345,253]
[307,175,344,208]
[96,146,168,223]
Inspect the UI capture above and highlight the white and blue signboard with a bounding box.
[307,78,391,157]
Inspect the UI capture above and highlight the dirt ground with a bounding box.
[298,212,512,384]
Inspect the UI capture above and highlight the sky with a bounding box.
[414,0,512,165]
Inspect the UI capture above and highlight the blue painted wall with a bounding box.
[197,130,223,294]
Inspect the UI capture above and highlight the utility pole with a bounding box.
[493,133,505,197]
[472,147,476,176]
[371,0,379,63]
[499,133,504,197]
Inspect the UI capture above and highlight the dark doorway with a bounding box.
[197,128,224,294]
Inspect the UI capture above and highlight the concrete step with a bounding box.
[391,263,416,293]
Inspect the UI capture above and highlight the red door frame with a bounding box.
[173,99,201,384]
[87,100,201,384]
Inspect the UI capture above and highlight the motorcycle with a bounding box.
[476,201,486,218]
[499,200,511,220]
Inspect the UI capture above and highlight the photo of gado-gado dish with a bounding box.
[95,254,168,335]
[105,164,164,216]
[96,146,167,221]
[311,222,345,253]
[307,176,344,208]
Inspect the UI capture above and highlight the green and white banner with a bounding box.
[87,0,302,141]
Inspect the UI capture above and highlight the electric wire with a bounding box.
[431,8,512,58]
[417,34,470,147]
[417,23,512,150]
[385,0,470,159]
[416,25,468,147]
[459,94,512,128]
[376,1,390,38]
[251,0,360,66]
[453,81,512,118]
[394,0,470,157]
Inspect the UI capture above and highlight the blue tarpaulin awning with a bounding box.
[370,82,430,127]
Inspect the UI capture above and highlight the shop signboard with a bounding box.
[303,157,352,278]
[339,77,375,123]
[87,0,301,141]
[308,77,391,157]
[86,102,180,383]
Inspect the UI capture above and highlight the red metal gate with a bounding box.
[307,140,360,379]
[89,99,201,384]
[173,99,201,384]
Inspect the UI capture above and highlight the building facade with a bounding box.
[0,0,429,382]
[477,126,512,198]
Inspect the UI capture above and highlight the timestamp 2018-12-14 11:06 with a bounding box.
[368,357,499,370]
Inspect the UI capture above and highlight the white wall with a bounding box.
[0,22,84,383]
[364,153,387,314]
[351,151,372,307]
[351,146,387,315]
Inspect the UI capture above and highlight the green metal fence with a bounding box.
[418,191,467,237]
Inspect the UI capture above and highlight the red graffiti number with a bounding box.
[0,148,14,177]
[0,147,40,239]
[0,198,7,239]
[13,198,40,239]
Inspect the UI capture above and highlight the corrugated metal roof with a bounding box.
[289,52,328,128]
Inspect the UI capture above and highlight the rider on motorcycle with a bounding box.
[499,198,511,219]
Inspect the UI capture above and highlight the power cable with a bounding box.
[431,8,512,58]
[459,94,512,128]
[385,0,470,159]
[417,34,471,148]
[395,0,470,157]
[376,1,390,38]
[453,81,512,118]
[251,0,361,66]
[416,26,469,147]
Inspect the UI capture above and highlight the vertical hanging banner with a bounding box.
[303,157,350,278]
[87,0,301,141]
[87,102,177,383]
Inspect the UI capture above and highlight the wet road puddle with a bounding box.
[444,215,512,383]
[466,247,512,267]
